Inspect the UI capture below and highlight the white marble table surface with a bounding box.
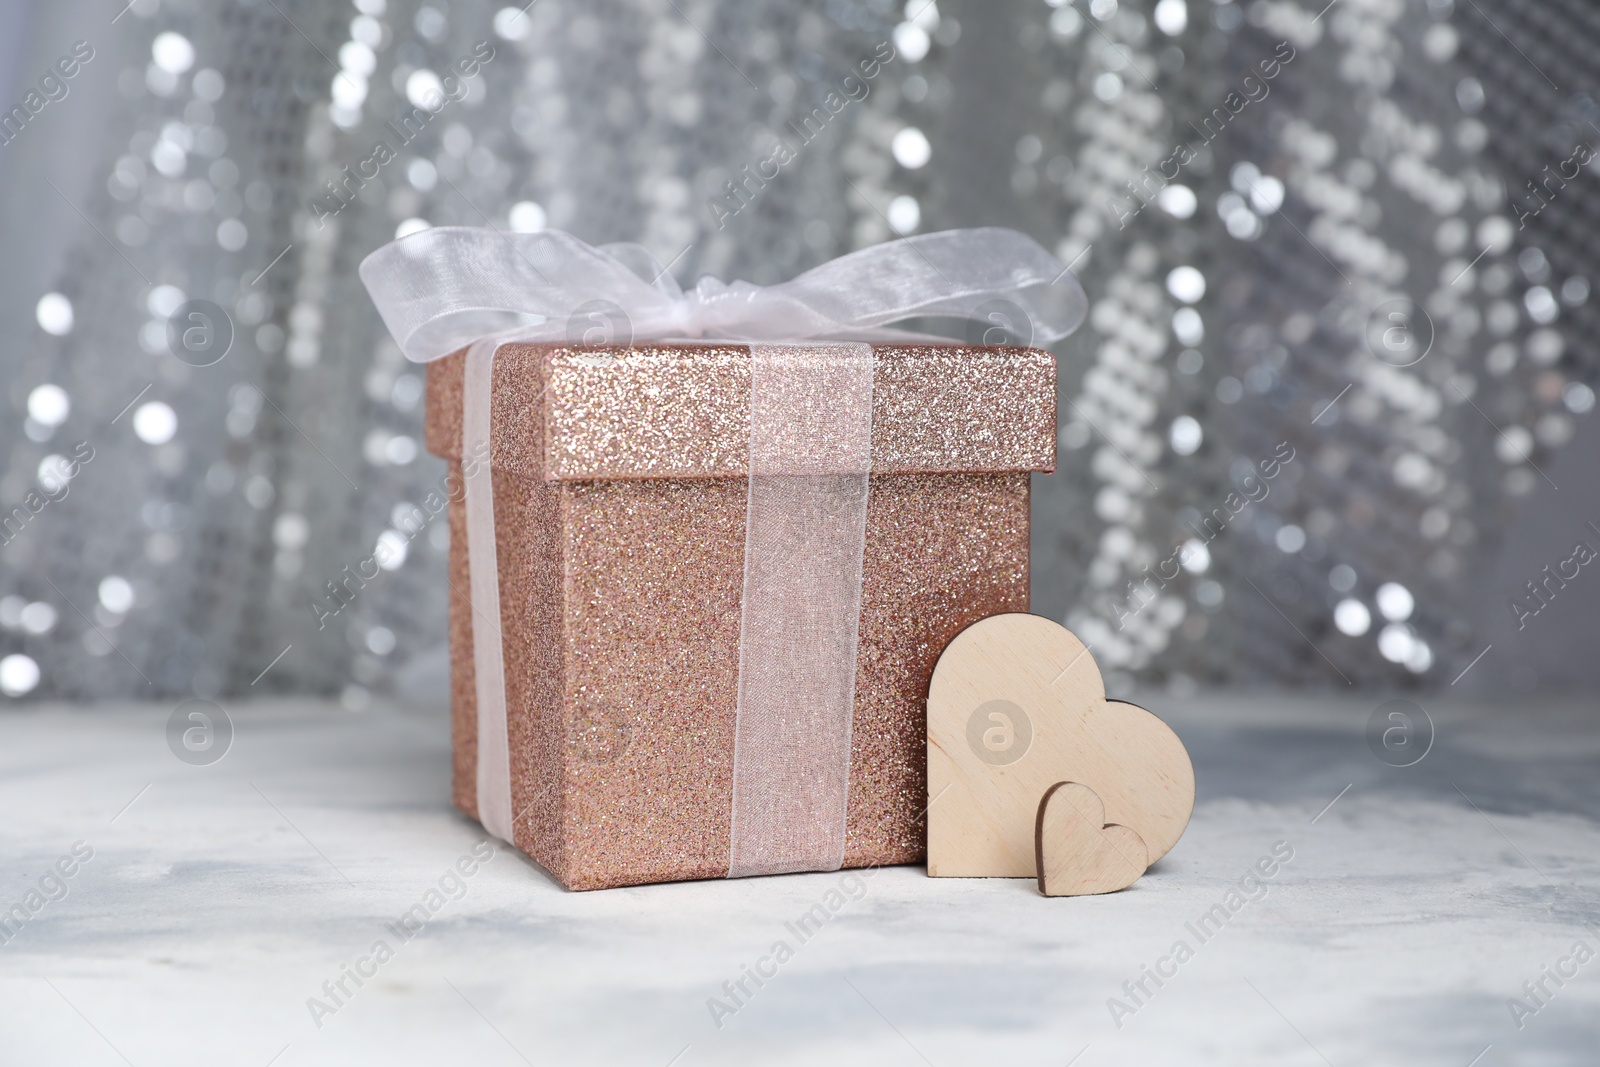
[2,693,1598,1066]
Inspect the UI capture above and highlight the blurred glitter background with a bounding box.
[0,0,1596,704]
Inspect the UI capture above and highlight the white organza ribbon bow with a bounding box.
[359,225,1087,359]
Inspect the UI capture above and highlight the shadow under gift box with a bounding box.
[423,342,1056,890]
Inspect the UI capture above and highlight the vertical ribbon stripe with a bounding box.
[727,342,876,877]
[463,338,515,844]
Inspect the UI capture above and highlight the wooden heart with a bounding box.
[1036,782,1149,896]
[926,613,1194,878]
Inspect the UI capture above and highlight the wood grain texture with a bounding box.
[926,613,1194,878]
[1035,782,1149,896]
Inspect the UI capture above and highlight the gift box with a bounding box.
[422,341,1055,889]
[363,226,1082,890]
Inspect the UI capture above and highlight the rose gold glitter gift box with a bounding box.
[423,341,1055,890]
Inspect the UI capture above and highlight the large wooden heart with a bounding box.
[926,613,1194,878]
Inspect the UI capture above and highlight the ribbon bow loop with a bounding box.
[360,226,1086,360]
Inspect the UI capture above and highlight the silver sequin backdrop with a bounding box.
[0,0,1596,704]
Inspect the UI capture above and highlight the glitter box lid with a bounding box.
[424,342,1056,481]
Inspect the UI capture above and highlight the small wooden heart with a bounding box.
[1036,781,1149,896]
